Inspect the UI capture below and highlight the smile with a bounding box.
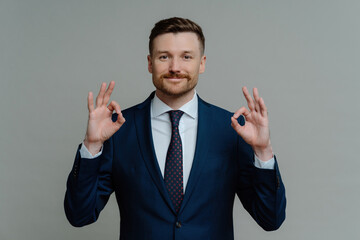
[164,77,186,82]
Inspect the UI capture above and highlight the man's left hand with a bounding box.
[231,87,273,161]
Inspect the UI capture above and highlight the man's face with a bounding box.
[148,32,206,98]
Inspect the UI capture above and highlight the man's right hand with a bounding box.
[84,81,125,156]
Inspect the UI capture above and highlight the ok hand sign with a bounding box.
[231,87,273,161]
[84,81,126,155]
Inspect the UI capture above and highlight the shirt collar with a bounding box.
[151,91,198,119]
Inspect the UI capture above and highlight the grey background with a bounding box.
[1,0,359,239]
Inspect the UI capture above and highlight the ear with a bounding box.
[147,55,153,73]
[199,55,206,74]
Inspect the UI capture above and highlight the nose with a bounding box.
[169,58,181,73]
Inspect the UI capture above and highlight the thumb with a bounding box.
[115,113,126,127]
[231,116,242,134]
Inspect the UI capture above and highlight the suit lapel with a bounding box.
[134,93,176,214]
[179,97,213,214]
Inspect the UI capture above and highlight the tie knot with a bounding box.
[169,110,184,128]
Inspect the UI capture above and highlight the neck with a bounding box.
[155,90,195,110]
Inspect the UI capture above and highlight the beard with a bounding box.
[153,72,198,97]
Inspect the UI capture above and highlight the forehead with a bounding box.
[152,32,201,53]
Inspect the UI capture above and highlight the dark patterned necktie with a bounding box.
[164,110,184,213]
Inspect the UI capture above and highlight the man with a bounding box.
[65,17,286,239]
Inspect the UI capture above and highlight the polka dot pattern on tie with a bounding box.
[164,110,184,213]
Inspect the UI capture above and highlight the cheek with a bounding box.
[153,64,168,75]
[189,67,201,76]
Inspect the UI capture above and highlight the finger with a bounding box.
[242,86,255,111]
[107,100,120,112]
[103,81,115,106]
[96,82,107,107]
[231,116,243,134]
[116,111,126,126]
[259,97,268,117]
[87,91,94,112]
[107,101,126,126]
[253,88,260,113]
[233,106,249,119]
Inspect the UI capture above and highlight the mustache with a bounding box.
[160,73,191,80]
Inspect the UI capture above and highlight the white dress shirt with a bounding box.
[80,92,275,191]
[150,92,198,191]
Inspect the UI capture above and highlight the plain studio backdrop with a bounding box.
[1,0,359,239]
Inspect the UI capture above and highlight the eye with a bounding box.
[184,55,192,60]
[159,55,168,60]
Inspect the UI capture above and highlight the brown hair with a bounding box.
[149,17,205,56]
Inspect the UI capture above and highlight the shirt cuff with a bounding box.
[254,154,275,170]
[79,142,103,159]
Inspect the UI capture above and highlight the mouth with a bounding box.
[164,77,186,82]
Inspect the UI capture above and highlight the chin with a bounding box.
[159,85,196,98]
[153,77,198,98]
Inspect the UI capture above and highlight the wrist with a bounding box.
[83,138,103,156]
[253,143,273,162]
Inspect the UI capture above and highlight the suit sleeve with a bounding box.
[236,136,286,231]
[64,137,114,227]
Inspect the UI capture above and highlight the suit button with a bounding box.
[176,221,182,228]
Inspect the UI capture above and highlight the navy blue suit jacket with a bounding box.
[65,93,286,239]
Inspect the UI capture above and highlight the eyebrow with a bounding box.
[155,50,195,55]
